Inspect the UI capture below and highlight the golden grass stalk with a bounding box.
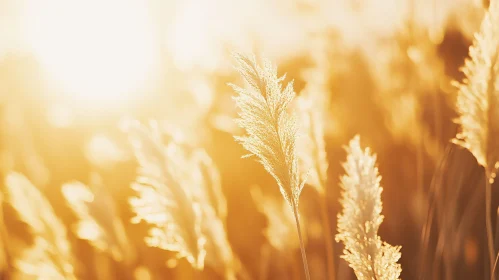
[191,150,240,279]
[230,53,310,280]
[296,94,329,196]
[335,136,402,280]
[5,172,76,280]
[296,92,336,280]
[61,178,134,263]
[176,148,239,279]
[127,118,241,278]
[0,193,6,273]
[125,120,206,269]
[193,150,228,220]
[452,0,499,275]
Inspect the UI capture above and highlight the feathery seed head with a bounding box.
[335,136,401,280]
[231,52,304,208]
[296,94,329,195]
[5,172,76,280]
[62,180,134,263]
[125,120,206,269]
[453,0,499,181]
[177,148,237,279]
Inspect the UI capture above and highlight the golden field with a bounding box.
[0,0,497,279]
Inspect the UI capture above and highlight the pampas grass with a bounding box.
[296,94,329,196]
[61,178,134,263]
[5,172,76,280]
[126,119,241,278]
[452,0,499,275]
[230,53,310,279]
[335,136,402,280]
[175,147,239,279]
[296,92,336,280]
[190,150,239,280]
[125,120,206,269]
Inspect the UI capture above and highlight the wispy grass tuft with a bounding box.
[192,150,240,279]
[336,136,402,280]
[230,53,310,280]
[452,0,499,275]
[5,172,76,280]
[125,120,206,269]
[296,92,336,280]
[296,94,329,196]
[174,147,239,279]
[452,0,499,181]
[62,178,134,263]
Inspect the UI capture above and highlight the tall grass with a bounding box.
[2,2,498,279]
[296,91,336,280]
[336,136,402,280]
[62,179,134,263]
[125,119,242,278]
[5,172,76,280]
[125,120,206,269]
[452,0,499,277]
[230,53,310,280]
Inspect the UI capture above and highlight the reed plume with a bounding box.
[125,120,206,269]
[230,53,310,279]
[296,94,329,196]
[296,91,336,280]
[452,0,499,275]
[170,146,239,279]
[5,172,76,280]
[335,136,402,280]
[193,150,227,219]
[62,178,134,263]
[190,150,238,280]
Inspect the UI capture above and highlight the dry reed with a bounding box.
[452,0,499,276]
[5,172,76,280]
[230,52,310,280]
[335,136,402,280]
[125,120,206,269]
[62,178,134,263]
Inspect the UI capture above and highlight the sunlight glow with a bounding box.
[23,0,159,107]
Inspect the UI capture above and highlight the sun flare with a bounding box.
[23,0,159,106]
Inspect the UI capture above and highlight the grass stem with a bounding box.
[319,192,336,280]
[292,201,311,280]
[486,171,495,280]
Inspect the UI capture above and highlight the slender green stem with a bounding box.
[486,171,495,280]
[291,201,311,280]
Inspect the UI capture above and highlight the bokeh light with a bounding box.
[23,0,159,107]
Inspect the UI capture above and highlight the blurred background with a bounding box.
[0,0,495,279]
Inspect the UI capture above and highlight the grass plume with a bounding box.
[62,178,134,263]
[452,0,499,275]
[5,172,76,280]
[296,91,336,280]
[125,120,206,269]
[296,94,329,196]
[230,53,310,280]
[335,136,402,280]
[191,150,239,280]
[171,146,239,279]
